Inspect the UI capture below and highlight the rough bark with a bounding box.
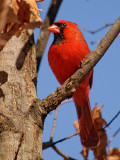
[0,30,43,160]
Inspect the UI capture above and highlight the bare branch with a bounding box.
[50,99,73,140]
[36,0,63,71]
[51,145,77,160]
[38,16,120,114]
[84,23,114,34]
[91,33,120,45]
[50,106,59,140]
[91,39,101,45]
[84,22,119,45]
[43,132,78,150]
[60,99,73,105]
[30,17,120,131]
[108,128,120,145]
[52,132,78,146]
[103,110,120,130]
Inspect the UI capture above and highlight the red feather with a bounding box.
[48,20,99,148]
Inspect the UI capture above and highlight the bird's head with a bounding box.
[48,20,84,44]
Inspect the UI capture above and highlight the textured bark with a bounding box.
[0,30,43,160]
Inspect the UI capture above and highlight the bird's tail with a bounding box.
[73,86,99,148]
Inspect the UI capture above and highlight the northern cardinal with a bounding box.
[48,20,99,148]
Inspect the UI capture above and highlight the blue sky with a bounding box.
[35,0,120,159]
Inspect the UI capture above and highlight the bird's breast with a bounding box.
[48,41,90,85]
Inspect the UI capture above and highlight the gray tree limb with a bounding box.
[30,17,120,117]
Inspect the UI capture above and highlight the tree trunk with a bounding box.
[0,30,43,160]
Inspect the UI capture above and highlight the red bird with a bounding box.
[48,20,99,148]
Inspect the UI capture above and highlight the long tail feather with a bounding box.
[73,87,99,148]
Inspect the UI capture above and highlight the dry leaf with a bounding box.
[0,0,9,33]
[81,147,89,160]
[74,105,108,159]
[73,121,79,133]
[0,0,43,51]
[92,105,107,160]
[107,148,120,160]
[93,130,107,160]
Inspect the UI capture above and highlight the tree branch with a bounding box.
[50,106,59,140]
[103,110,120,130]
[51,145,77,160]
[50,99,73,140]
[108,128,120,145]
[36,0,63,71]
[30,17,120,126]
[43,132,78,150]
[39,16,120,113]
[84,23,114,34]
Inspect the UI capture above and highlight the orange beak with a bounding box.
[48,24,60,34]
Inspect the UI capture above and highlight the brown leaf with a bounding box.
[107,148,120,160]
[0,0,9,33]
[74,105,108,159]
[92,104,103,119]
[93,130,107,160]
[92,105,107,160]
[0,0,9,47]
[92,105,107,130]
[0,0,43,51]
[73,121,79,133]
[81,147,89,160]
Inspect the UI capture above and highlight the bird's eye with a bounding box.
[62,23,66,27]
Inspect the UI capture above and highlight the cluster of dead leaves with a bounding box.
[74,105,120,160]
[0,0,43,51]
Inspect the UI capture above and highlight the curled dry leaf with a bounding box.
[107,148,120,160]
[93,130,107,160]
[0,0,43,51]
[73,105,108,159]
[81,147,89,160]
[0,0,9,33]
[0,0,9,47]
[73,121,79,133]
[77,105,107,159]
[92,105,107,160]
[92,105,107,130]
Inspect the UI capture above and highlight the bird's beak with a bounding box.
[48,24,60,34]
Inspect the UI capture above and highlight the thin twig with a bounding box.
[36,0,63,71]
[91,39,101,45]
[61,99,73,105]
[43,110,120,149]
[103,110,120,130]
[43,132,78,150]
[52,132,78,146]
[84,22,117,45]
[50,106,59,140]
[50,99,73,140]
[84,23,114,34]
[52,145,77,160]
[91,33,120,45]
[108,127,120,145]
